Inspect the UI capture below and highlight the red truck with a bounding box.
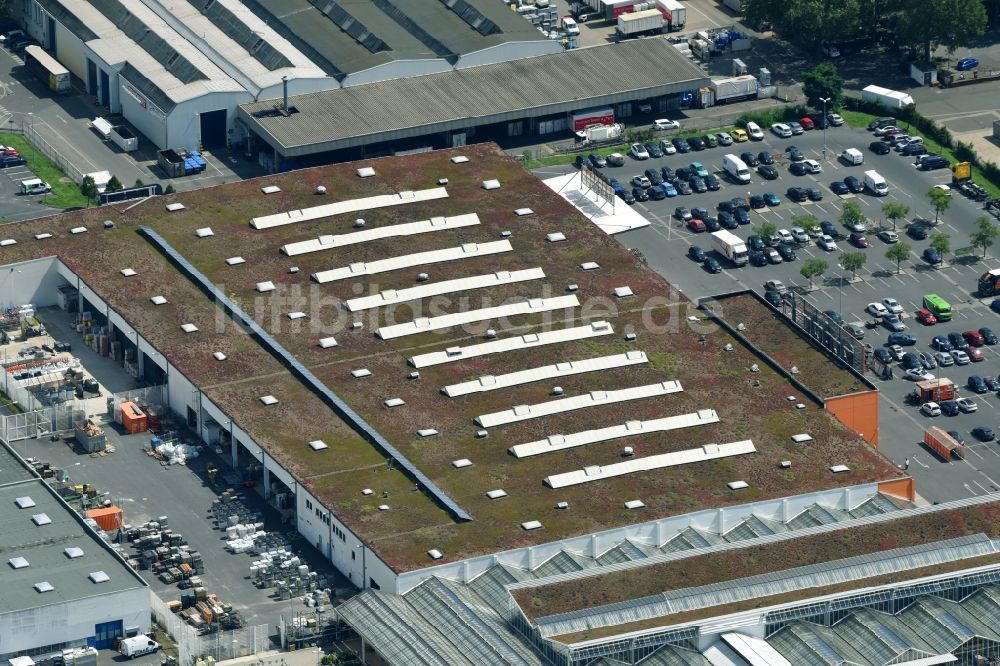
[912,378,956,404]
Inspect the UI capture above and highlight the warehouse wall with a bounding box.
[52,19,86,79]
[166,365,198,428]
[826,390,880,447]
[456,41,562,69]
[119,75,167,151]
[1,257,61,310]
[0,587,149,656]
[256,76,341,103]
[342,60,452,87]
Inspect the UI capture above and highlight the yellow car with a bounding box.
[729,128,749,142]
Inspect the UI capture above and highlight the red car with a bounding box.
[687,218,706,232]
[964,330,986,347]
[800,117,815,130]
[849,232,868,247]
[968,347,985,362]
[916,309,937,325]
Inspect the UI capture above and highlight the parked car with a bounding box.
[749,251,769,266]
[675,180,692,195]
[788,121,804,135]
[785,146,804,161]
[787,186,808,202]
[730,128,749,142]
[923,247,942,264]
[957,57,980,71]
[746,121,764,140]
[931,335,953,352]
[789,162,809,176]
[758,151,775,165]
[674,207,692,220]
[971,426,995,441]
[687,218,706,232]
[735,208,751,225]
[884,314,905,331]
[818,234,838,251]
[718,211,737,228]
[830,181,849,195]
[985,377,1000,391]
[653,118,680,130]
[980,327,998,344]
[645,143,664,158]
[877,230,899,243]
[672,138,691,153]
[883,298,903,314]
[844,175,864,193]
[869,141,891,155]
[687,137,706,151]
[918,351,937,369]
[764,192,781,207]
[867,302,890,317]
[777,243,796,261]
[827,113,844,126]
[904,368,935,381]
[807,187,823,201]
[771,123,793,138]
[764,290,783,307]
[618,188,635,204]
[704,174,721,191]
[873,348,892,363]
[660,182,678,197]
[740,151,759,167]
[645,168,663,185]
[588,153,607,168]
[901,143,928,157]
[951,349,971,365]
[800,117,815,131]
[758,164,779,180]
[967,376,988,393]
[791,227,809,243]
[632,174,651,188]
[704,256,722,273]
[948,332,969,350]
[607,153,626,166]
[908,225,928,240]
[715,132,734,146]
[749,194,766,209]
[935,351,955,366]
[888,332,917,346]
[748,235,766,252]
[969,347,985,362]
[632,187,649,202]
[630,143,649,160]
[690,161,709,178]
[940,400,960,416]
[688,245,707,262]
[920,402,941,417]
[702,133,719,148]
[850,232,869,247]
[964,330,985,347]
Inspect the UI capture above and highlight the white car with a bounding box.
[791,227,809,243]
[935,351,955,366]
[630,143,649,160]
[746,121,764,140]
[951,350,971,365]
[765,279,789,294]
[920,401,941,417]
[658,140,677,155]
[845,220,867,233]
[827,113,844,126]
[653,118,680,131]
[882,297,903,314]
[632,175,651,188]
[903,368,935,381]
[771,123,793,138]
[866,302,889,317]
[818,234,838,251]
[775,229,794,244]
[874,125,899,137]
[802,159,822,174]
[956,397,978,413]
[888,344,904,361]
[765,248,783,264]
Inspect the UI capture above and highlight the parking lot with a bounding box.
[536,119,1000,505]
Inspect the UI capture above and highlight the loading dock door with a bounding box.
[99,70,110,108]
[199,109,226,149]
[87,60,97,97]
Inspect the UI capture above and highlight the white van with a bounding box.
[863,170,888,196]
[722,154,751,183]
[840,148,864,166]
[19,178,51,195]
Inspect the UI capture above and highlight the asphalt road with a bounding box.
[536,121,1000,505]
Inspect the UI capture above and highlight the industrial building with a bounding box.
[16,0,561,151]
[0,145,939,664]
[0,441,150,659]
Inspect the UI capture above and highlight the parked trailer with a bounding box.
[710,75,758,104]
[24,45,70,94]
[654,0,686,30]
[861,84,915,109]
[91,118,138,152]
[617,8,664,36]
[924,427,966,461]
[570,106,614,132]
[585,0,656,21]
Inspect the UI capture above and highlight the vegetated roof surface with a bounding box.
[712,293,868,398]
[516,500,1000,634]
[0,143,900,572]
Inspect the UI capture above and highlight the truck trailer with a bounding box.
[710,230,749,266]
[570,107,615,132]
[617,9,664,37]
[861,85,915,109]
[585,0,657,21]
[654,0,686,30]
[924,427,966,461]
[710,75,759,104]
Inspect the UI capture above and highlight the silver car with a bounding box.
[951,349,971,365]
[918,351,937,369]
[935,351,955,367]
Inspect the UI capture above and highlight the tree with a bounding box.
[106,175,123,192]
[755,221,778,244]
[743,0,868,53]
[802,63,844,110]
[839,200,866,230]
[800,258,828,289]
[164,184,176,195]
[134,179,145,187]
[792,213,819,236]
[931,231,951,260]
[892,0,987,62]
[80,176,97,200]
[885,241,913,273]
[839,251,867,280]
[882,202,910,231]
[971,216,1000,257]
[927,187,952,224]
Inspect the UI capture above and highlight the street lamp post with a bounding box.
[819,97,830,160]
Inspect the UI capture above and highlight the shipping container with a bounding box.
[86,506,124,532]
[616,9,664,36]
[924,427,966,461]
[710,75,759,104]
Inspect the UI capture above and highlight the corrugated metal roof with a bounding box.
[238,38,710,154]
[313,239,513,284]
[282,213,481,256]
[346,267,544,312]
[376,295,579,340]
[410,320,614,368]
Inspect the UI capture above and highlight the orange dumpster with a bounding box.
[86,506,124,531]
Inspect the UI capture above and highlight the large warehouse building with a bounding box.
[4,144,988,665]
[0,441,150,659]
[17,0,561,151]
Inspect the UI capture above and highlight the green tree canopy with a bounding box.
[839,200,866,229]
[800,258,828,289]
[803,63,844,110]
[885,241,912,273]
[891,0,987,62]
[971,216,1000,258]
[927,187,952,224]
[792,213,819,235]
[839,251,867,280]
[755,221,778,244]
[881,202,910,231]
[931,231,951,258]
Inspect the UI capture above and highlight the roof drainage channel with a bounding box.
[139,226,472,522]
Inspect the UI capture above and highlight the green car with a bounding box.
[702,133,719,148]
[690,161,709,178]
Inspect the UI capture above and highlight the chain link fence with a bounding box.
[151,593,270,665]
[0,404,84,442]
[22,121,86,184]
[772,291,866,374]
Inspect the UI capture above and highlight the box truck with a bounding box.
[711,230,749,266]
[861,85,915,109]
[119,635,160,659]
[570,107,614,132]
[617,9,664,37]
[654,0,686,30]
[863,170,888,196]
[710,75,759,104]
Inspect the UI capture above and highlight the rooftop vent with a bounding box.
[567,283,578,292]
[486,489,507,499]
[614,286,634,298]
[482,179,500,190]
[451,458,471,468]
[8,557,29,569]
[428,549,443,560]
[103,220,114,229]
[35,233,52,240]
[70,226,87,234]
[212,352,227,361]
[521,520,542,531]
[362,488,373,496]
[181,323,199,333]
[727,481,749,490]
[418,429,439,438]
[32,513,51,526]
[319,337,338,349]
[476,430,488,439]
[308,440,328,451]
[624,499,645,509]
[581,262,600,270]
[546,232,566,242]
[195,228,214,238]
[256,281,275,293]
[261,185,281,194]
[624,332,637,341]
[408,371,420,380]
[500,230,511,238]
[351,368,371,378]
[226,257,246,266]
[287,312,306,320]
[416,273,429,282]
[121,268,137,277]
[795,403,806,409]
[377,504,390,511]
[451,156,469,164]
[64,547,83,559]
[351,321,363,330]
[315,186,326,195]
[289,266,299,274]
[787,395,798,401]
[384,398,405,408]
[166,203,185,212]
[357,167,375,178]
[150,295,167,305]
[437,178,449,186]
[556,501,569,509]
[259,395,278,405]
[15,496,35,509]
[33,581,53,593]
[791,433,813,443]
[830,464,851,473]
[515,208,535,217]
[0,238,16,246]
[88,571,110,583]
[780,460,792,468]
